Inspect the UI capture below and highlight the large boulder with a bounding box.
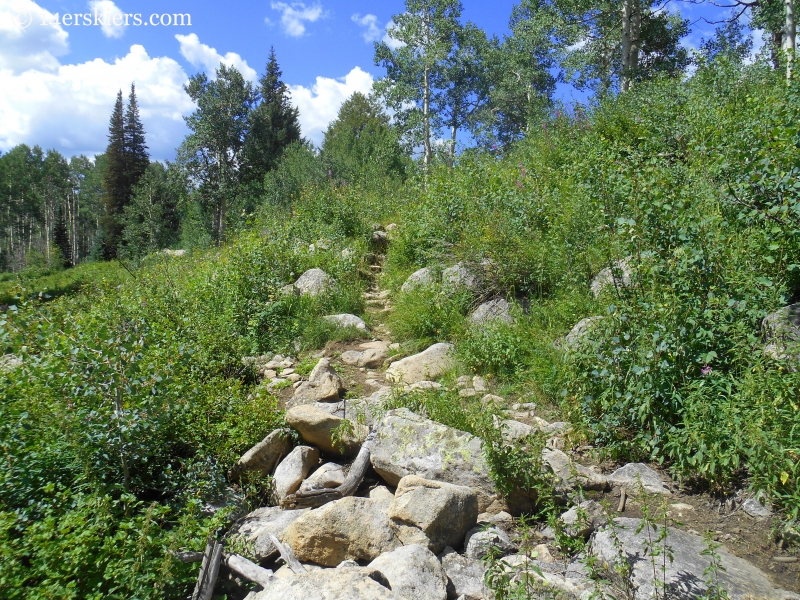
[605,462,670,495]
[559,500,607,539]
[561,316,603,351]
[251,567,397,600]
[592,518,800,600]
[283,495,401,566]
[469,298,514,327]
[294,268,334,297]
[385,343,454,384]
[464,525,515,560]
[762,303,800,367]
[229,429,292,482]
[439,548,492,600]
[289,358,344,406]
[298,462,345,494]
[590,258,634,298]
[285,405,367,456]
[370,408,499,512]
[0,354,22,373]
[401,267,435,293]
[388,475,478,554]
[228,506,309,560]
[273,446,320,501]
[324,313,368,331]
[442,263,479,292]
[367,544,448,600]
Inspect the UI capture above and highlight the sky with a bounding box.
[0,0,756,161]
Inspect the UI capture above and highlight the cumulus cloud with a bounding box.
[351,13,381,43]
[87,0,126,38]
[0,0,69,72]
[0,43,193,159]
[289,66,374,145]
[383,20,405,50]
[176,33,257,81]
[270,2,324,37]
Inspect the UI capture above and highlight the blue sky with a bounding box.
[0,0,753,160]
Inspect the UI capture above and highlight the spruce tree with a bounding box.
[125,83,149,191]
[101,90,126,259]
[243,48,301,185]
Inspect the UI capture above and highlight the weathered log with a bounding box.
[267,532,306,574]
[192,540,223,600]
[173,550,205,563]
[223,553,275,588]
[280,430,376,510]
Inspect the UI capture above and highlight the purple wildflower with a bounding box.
[701,365,712,376]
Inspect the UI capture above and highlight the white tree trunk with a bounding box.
[621,0,632,92]
[423,66,432,167]
[785,0,796,81]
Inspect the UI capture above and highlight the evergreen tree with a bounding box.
[125,83,149,192]
[101,90,126,259]
[244,48,302,185]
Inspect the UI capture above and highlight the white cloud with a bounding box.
[351,13,380,43]
[270,2,324,37]
[383,20,405,50]
[0,43,193,159]
[289,66,374,145]
[87,0,126,39]
[176,33,257,81]
[0,0,69,72]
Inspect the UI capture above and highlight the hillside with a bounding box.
[2,58,800,599]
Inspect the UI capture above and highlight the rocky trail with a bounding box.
[196,237,800,600]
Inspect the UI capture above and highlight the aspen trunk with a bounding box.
[786,0,796,81]
[621,0,632,92]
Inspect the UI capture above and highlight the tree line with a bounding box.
[0,0,795,272]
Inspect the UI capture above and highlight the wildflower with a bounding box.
[701,365,712,376]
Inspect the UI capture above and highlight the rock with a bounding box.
[464,525,515,560]
[0,354,22,373]
[386,343,454,384]
[251,567,396,600]
[162,248,186,257]
[279,284,298,297]
[480,394,504,406]
[287,373,301,383]
[542,449,608,493]
[294,268,334,297]
[456,375,472,388]
[341,350,364,365]
[388,475,478,554]
[408,380,443,392]
[283,495,401,566]
[229,429,292,482]
[324,313,368,331]
[500,554,594,599]
[590,258,634,298]
[534,544,556,563]
[370,486,395,502]
[298,462,345,493]
[442,263,478,292]
[762,303,800,367]
[605,463,670,495]
[401,267,435,293]
[592,517,799,600]
[458,388,478,398]
[559,500,607,538]
[472,376,488,392]
[561,316,603,351]
[359,348,388,368]
[742,494,772,518]
[497,419,536,444]
[361,340,390,350]
[478,510,513,530]
[290,358,344,405]
[273,446,320,501]
[370,408,501,512]
[368,545,448,600]
[228,506,309,560]
[440,547,492,600]
[469,299,514,327]
[373,230,389,248]
[273,563,323,579]
[285,405,367,456]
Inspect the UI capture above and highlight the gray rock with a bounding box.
[0,353,22,373]
[251,567,397,599]
[385,343,454,384]
[341,350,364,365]
[456,375,472,388]
[605,462,670,495]
[368,544,448,600]
[590,258,634,298]
[285,405,367,456]
[373,230,389,249]
[464,525,515,560]
[358,347,388,368]
[228,506,309,560]
[370,408,500,512]
[592,517,799,599]
[497,419,536,444]
[389,475,478,554]
[324,313,368,330]
[283,495,401,566]
[561,316,603,351]
[289,358,344,405]
[472,376,488,392]
[542,449,608,493]
[559,500,607,539]
[294,268,334,297]
[442,263,478,292]
[229,429,292,482]
[469,299,514,327]
[742,494,772,518]
[273,446,320,501]
[401,267,435,292]
[298,462,345,493]
[762,303,800,367]
[500,554,594,598]
[439,548,491,600]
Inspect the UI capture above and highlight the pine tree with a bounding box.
[125,83,149,191]
[243,48,301,185]
[101,90,126,259]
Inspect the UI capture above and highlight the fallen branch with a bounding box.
[281,430,376,510]
[223,554,275,588]
[617,488,627,513]
[173,551,204,563]
[192,540,223,600]
[267,532,306,574]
